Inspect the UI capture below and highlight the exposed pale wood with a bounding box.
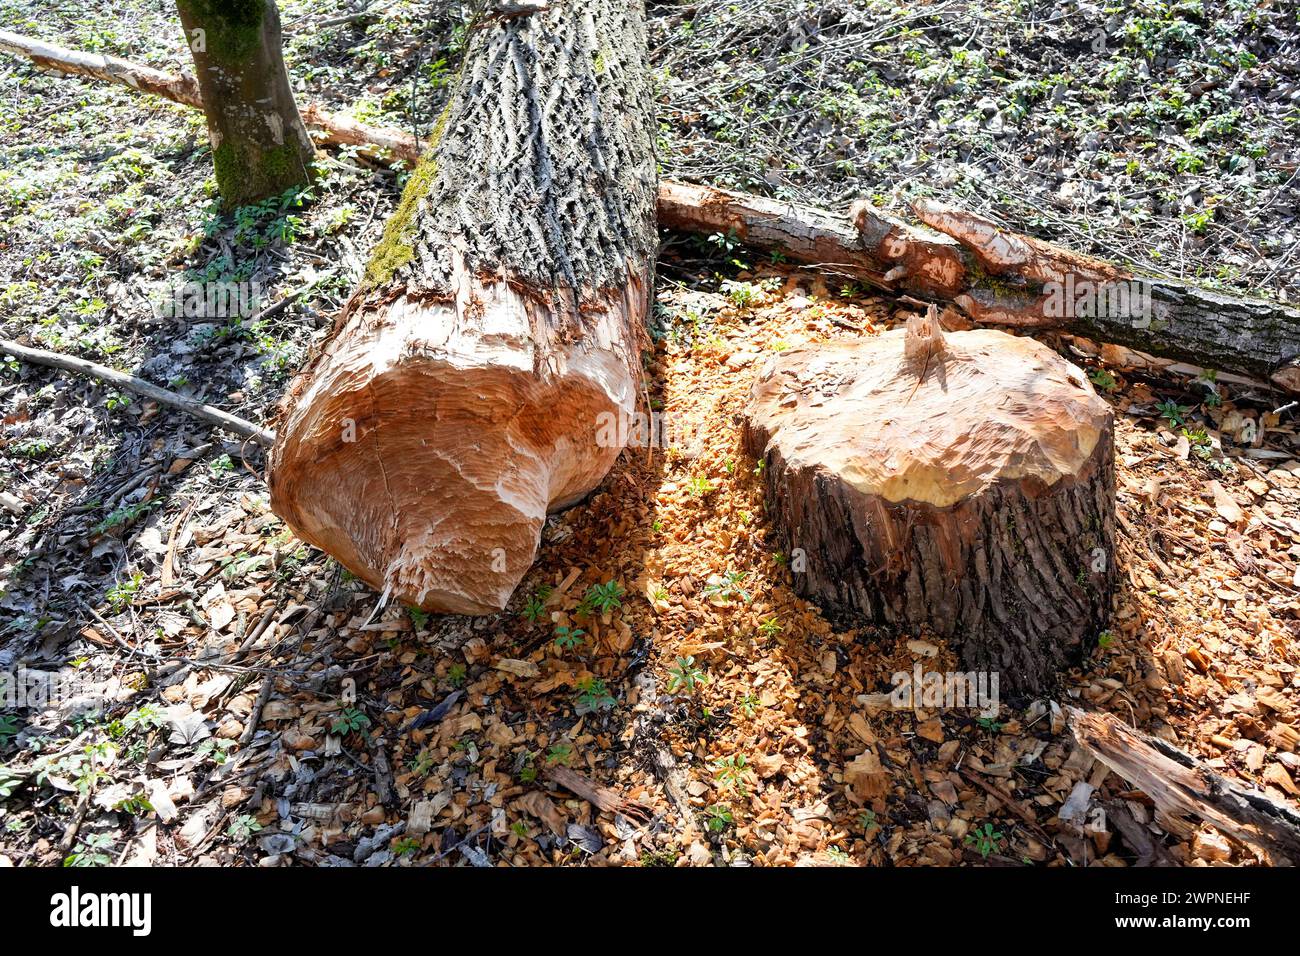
[742,307,1116,695]
[0,338,274,447]
[269,0,657,615]
[912,200,1300,393]
[1070,708,1300,863]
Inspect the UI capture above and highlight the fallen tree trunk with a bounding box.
[1070,708,1300,864]
[268,0,657,614]
[664,181,1300,393]
[8,28,1298,390]
[910,200,1300,393]
[743,307,1117,696]
[0,29,422,166]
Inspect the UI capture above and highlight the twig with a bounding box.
[0,338,276,447]
[239,676,277,746]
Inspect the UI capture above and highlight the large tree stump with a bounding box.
[743,309,1116,695]
[269,0,657,614]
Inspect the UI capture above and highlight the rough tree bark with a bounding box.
[660,181,1300,392]
[175,0,316,207]
[743,307,1117,696]
[268,0,657,614]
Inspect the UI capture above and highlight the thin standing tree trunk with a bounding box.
[176,0,316,207]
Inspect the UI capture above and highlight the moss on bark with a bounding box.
[212,139,306,208]
[177,0,266,65]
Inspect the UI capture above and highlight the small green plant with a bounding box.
[105,572,144,612]
[713,754,749,795]
[511,820,530,838]
[407,606,430,629]
[667,656,709,694]
[687,475,713,497]
[826,845,851,864]
[582,580,625,615]
[1181,426,1214,458]
[702,571,750,604]
[122,704,165,734]
[408,748,436,778]
[227,814,263,843]
[757,617,782,638]
[112,795,154,818]
[519,757,539,783]
[738,692,760,719]
[723,280,761,309]
[64,833,113,867]
[0,714,20,747]
[521,594,547,624]
[392,836,421,856]
[975,716,1004,733]
[447,663,467,687]
[545,742,573,766]
[705,804,733,832]
[574,676,616,714]
[964,822,1004,859]
[93,499,158,535]
[194,738,235,765]
[1088,368,1117,392]
[331,707,370,736]
[554,625,585,651]
[1097,629,1118,650]
[13,438,52,458]
[858,810,878,835]
[1156,400,1192,427]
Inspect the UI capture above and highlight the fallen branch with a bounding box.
[0,338,275,447]
[0,29,421,166]
[1070,708,1300,864]
[663,180,1300,392]
[6,29,1299,389]
[544,765,650,822]
[911,200,1300,392]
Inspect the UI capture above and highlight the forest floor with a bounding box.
[0,0,1297,867]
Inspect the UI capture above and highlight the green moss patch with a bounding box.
[178,0,266,65]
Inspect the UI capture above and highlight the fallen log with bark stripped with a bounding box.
[268,0,658,614]
[6,28,1298,390]
[1070,708,1300,864]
